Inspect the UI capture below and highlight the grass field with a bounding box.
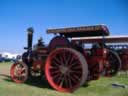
[0,62,128,96]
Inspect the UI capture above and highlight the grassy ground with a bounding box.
[0,62,128,96]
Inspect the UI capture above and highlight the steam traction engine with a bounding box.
[72,36,128,73]
[10,25,123,92]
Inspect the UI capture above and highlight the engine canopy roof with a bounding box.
[72,36,128,43]
[47,25,109,37]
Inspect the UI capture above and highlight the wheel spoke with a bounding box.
[70,70,82,74]
[59,75,65,88]
[50,69,60,75]
[51,60,60,68]
[67,75,73,88]
[73,74,81,81]
[68,55,75,66]
[64,75,68,88]
[58,53,65,65]
[64,74,73,88]
[65,52,72,66]
[52,72,61,80]
[21,73,27,76]
[56,74,64,85]
[71,65,82,70]
[69,60,79,68]
[69,74,78,84]
[49,65,58,69]
[53,56,61,65]
[21,68,26,73]
[62,51,67,65]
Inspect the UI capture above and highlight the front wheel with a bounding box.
[10,62,28,83]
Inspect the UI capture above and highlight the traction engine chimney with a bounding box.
[27,27,34,49]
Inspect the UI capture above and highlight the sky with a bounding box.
[0,0,128,54]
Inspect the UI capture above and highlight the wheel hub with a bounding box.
[60,65,69,74]
[17,70,22,75]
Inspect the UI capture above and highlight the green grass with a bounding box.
[0,62,128,96]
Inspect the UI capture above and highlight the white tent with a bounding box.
[2,52,19,59]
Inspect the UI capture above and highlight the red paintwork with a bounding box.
[85,48,108,80]
[72,36,128,72]
[120,49,128,71]
[48,36,71,52]
[10,25,127,92]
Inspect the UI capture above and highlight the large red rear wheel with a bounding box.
[10,62,28,83]
[45,48,88,92]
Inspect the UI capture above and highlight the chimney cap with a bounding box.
[27,27,34,33]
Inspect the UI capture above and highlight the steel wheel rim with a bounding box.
[45,48,88,92]
[10,62,28,83]
[106,50,121,76]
